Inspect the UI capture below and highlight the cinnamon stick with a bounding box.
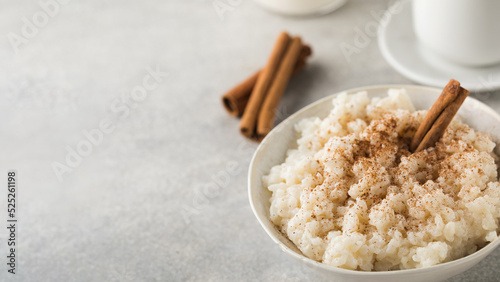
[410,79,460,151]
[222,70,259,117]
[221,45,312,117]
[292,44,312,75]
[413,82,470,152]
[257,36,303,140]
[240,32,291,138]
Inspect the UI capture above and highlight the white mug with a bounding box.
[412,0,500,67]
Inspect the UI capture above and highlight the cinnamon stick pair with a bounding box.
[221,32,311,141]
[410,79,470,152]
[222,45,311,118]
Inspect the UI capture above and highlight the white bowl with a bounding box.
[253,0,347,16]
[248,85,500,282]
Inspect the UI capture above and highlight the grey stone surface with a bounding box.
[0,0,499,281]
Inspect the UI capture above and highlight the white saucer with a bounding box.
[378,0,500,92]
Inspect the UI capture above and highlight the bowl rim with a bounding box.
[248,84,500,275]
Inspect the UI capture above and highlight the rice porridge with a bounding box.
[264,89,500,271]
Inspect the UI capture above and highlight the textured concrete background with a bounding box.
[0,0,499,281]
